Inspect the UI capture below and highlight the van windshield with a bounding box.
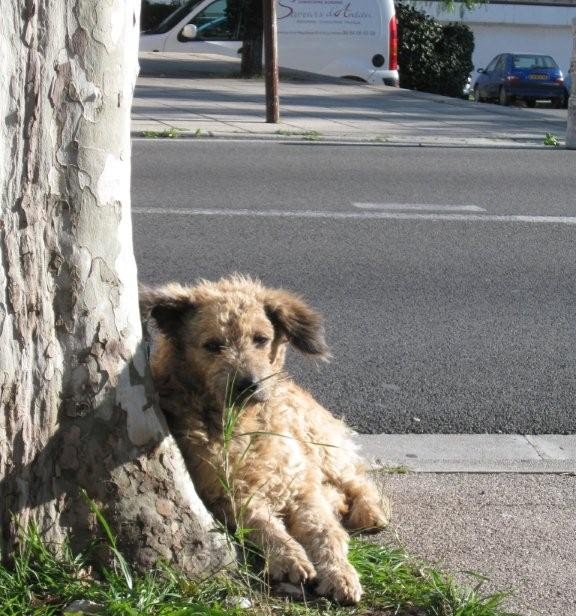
[146,0,205,34]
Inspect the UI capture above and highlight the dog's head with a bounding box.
[140,275,328,408]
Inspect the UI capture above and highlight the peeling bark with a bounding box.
[0,0,233,574]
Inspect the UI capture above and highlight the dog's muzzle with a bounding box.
[234,376,267,403]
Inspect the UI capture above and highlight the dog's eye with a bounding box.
[203,340,224,353]
[253,335,269,348]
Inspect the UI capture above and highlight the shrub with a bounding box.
[396,3,474,98]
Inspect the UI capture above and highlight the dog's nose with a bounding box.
[235,376,259,398]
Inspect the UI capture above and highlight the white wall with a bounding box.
[469,23,572,75]
[410,1,576,76]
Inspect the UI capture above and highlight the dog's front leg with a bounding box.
[242,503,317,585]
[340,473,391,533]
[287,496,363,604]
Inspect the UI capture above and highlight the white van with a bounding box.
[140,0,399,86]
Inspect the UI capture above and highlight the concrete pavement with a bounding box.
[363,436,576,615]
[356,434,576,473]
[134,52,569,147]
[376,473,576,616]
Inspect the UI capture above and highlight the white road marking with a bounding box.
[132,207,576,225]
[354,202,486,212]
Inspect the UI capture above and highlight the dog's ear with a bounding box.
[263,289,329,358]
[139,283,196,340]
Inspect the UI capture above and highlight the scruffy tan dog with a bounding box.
[140,275,389,604]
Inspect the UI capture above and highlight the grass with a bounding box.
[0,393,519,616]
[0,522,520,616]
[543,132,560,147]
[275,130,322,141]
[301,131,322,142]
[351,542,518,616]
[141,128,181,139]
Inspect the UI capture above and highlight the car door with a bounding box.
[162,0,242,56]
[491,55,509,95]
[485,55,505,98]
[477,55,499,98]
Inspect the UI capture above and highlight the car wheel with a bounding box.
[551,97,563,109]
[525,98,536,108]
[499,87,510,106]
[473,86,484,103]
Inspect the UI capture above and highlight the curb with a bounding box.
[354,434,576,474]
[131,131,558,149]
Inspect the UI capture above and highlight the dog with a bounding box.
[139,275,390,604]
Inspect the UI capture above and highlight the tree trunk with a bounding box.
[241,35,264,77]
[239,0,264,77]
[0,0,233,574]
[567,18,576,149]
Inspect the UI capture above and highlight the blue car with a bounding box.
[473,52,566,108]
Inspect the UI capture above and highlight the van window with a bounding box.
[189,0,239,40]
[150,0,204,34]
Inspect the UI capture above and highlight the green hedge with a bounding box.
[396,3,474,98]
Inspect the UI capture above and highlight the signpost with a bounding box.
[263,0,280,123]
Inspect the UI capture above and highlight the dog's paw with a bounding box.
[346,496,391,533]
[268,549,317,585]
[316,562,363,605]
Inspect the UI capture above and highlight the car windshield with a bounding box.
[146,0,205,34]
[512,55,558,70]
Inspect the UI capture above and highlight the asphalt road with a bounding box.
[132,140,576,434]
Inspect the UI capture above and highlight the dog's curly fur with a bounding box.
[140,275,390,604]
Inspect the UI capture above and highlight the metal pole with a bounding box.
[567,18,576,149]
[263,0,279,123]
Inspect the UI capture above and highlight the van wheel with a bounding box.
[525,98,536,108]
[473,86,485,103]
[499,87,511,106]
[551,97,563,109]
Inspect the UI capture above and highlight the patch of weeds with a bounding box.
[0,390,518,616]
[141,127,181,139]
[275,129,301,136]
[0,526,519,616]
[0,521,244,616]
[376,465,411,475]
[274,130,322,141]
[302,131,322,142]
[543,132,560,147]
[350,540,519,616]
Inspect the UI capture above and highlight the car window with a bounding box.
[189,0,238,40]
[495,56,507,72]
[485,56,500,73]
[512,55,558,70]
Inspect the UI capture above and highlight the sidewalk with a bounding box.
[375,473,576,616]
[363,435,576,615]
[134,52,569,147]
